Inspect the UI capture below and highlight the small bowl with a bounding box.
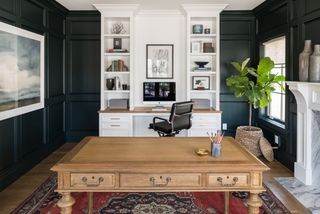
[195,148,209,156]
[194,61,209,68]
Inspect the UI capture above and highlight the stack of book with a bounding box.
[193,67,212,72]
[107,49,128,53]
[106,60,129,72]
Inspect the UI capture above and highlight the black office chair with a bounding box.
[149,101,194,137]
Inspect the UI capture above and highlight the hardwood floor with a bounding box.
[0,143,310,214]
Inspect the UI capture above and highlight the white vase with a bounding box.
[309,44,320,82]
[299,40,312,82]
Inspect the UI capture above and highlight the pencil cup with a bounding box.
[211,143,221,157]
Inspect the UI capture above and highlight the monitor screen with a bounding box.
[143,82,176,102]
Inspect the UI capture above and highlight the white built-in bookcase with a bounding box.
[182,4,227,110]
[94,4,138,110]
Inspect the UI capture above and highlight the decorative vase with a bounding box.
[106,78,115,90]
[235,126,263,157]
[299,40,312,82]
[309,44,320,82]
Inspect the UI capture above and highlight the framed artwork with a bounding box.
[113,38,122,49]
[192,76,210,90]
[191,42,201,53]
[146,44,173,79]
[0,21,44,121]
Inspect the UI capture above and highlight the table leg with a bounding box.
[57,192,75,214]
[88,192,93,214]
[224,192,229,214]
[247,191,262,214]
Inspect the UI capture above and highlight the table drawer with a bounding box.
[101,122,129,129]
[207,173,249,187]
[101,115,131,123]
[70,173,115,189]
[120,173,202,188]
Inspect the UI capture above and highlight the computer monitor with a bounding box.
[143,82,176,105]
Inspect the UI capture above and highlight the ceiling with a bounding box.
[56,0,266,11]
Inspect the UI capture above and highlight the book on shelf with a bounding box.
[107,49,129,53]
[106,59,129,72]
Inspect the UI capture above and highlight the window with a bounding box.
[263,37,286,122]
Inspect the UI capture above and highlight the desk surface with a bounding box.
[52,137,267,171]
[99,107,222,113]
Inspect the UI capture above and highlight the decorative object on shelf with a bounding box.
[0,21,44,121]
[114,76,121,90]
[106,78,115,90]
[226,57,285,157]
[194,61,209,68]
[191,41,201,53]
[204,28,210,34]
[309,44,320,82]
[192,76,210,90]
[109,98,129,109]
[122,84,128,90]
[107,49,128,53]
[203,43,214,53]
[191,99,210,109]
[146,44,174,79]
[299,40,312,82]
[106,59,129,72]
[113,38,122,49]
[192,24,203,34]
[111,23,126,34]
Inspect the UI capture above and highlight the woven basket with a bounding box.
[235,126,263,157]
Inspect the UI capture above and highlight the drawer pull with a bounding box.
[110,118,120,120]
[149,176,171,187]
[110,125,121,127]
[217,176,238,187]
[82,176,104,187]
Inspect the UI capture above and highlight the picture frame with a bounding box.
[113,38,122,49]
[146,44,173,79]
[0,21,44,121]
[191,41,201,53]
[192,76,210,90]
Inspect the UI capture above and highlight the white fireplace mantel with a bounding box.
[287,81,320,185]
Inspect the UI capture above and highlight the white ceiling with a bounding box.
[56,0,266,11]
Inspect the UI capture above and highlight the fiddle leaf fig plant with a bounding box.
[226,57,285,126]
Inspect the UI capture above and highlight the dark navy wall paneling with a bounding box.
[254,0,320,170]
[65,12,101,142]
[220,11,255,136]
[0,0,67,191]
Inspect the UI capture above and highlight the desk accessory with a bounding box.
[207,130,224,157]
[195,148,209,156]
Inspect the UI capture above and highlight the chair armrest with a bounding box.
[153,117,170,126]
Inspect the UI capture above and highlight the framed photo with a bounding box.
[0,21,44,121]
[192,76,210,90]
[113,38,122,49]
[191,42,201,53]
[146,44,173,79]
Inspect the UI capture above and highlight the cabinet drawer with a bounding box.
[101,122,129,129]
[207,173,249,187]
[192,115,219,122]
[101,115,131,123]
[120,173,202,188]
[101,129,131,136]
[189,128,217,137]
[70,173,115,189]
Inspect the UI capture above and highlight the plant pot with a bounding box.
[235,126,263,157]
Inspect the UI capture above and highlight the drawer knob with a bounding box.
[149,176,171,187]
[217,176,238,187]
[82,176,104,187]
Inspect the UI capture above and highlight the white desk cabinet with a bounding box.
[99,108,221,137]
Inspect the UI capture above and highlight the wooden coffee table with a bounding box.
[51,137,269,214]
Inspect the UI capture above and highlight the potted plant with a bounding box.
[226,57,285,156]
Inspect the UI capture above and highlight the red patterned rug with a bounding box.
[11,174,291,214]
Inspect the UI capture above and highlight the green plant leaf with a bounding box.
[257,57,274,75]
[241,58,250,72]
[231,62,241,73]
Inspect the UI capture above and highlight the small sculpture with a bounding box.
[111,23,126,34]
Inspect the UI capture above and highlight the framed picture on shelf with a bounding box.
[146,44,173,79]
[0,21,44,121]
[191,42,201,53]
[192,76,210,90]
[113,38,122,49]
